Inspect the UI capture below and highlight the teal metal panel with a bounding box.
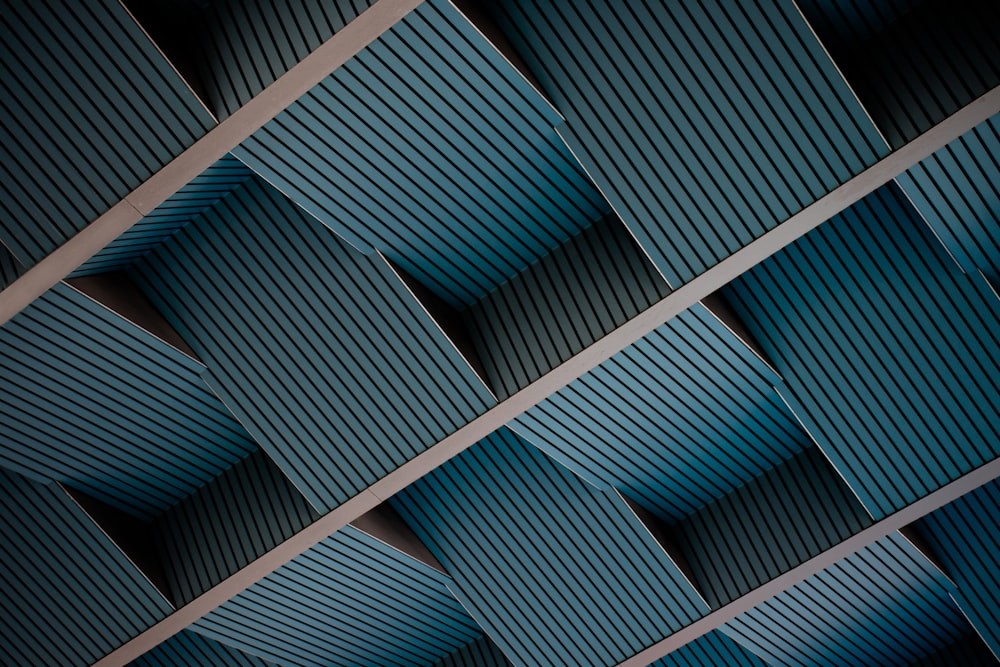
[908,633,1000,667]
[722,532,968,666]
[895,114,1000,283]
[796,0,1000,148]
[133,176,496,513]
[489,0,888,287]
[0,0,215,269]
[392,428,710,667]
[72,155,253,277]
[464,215,670,399]
[0,468,173,667]
[674,447,873,608]
[0,282,256,519]
[917,479,1000,657]
[511,303,808,522]
[648,631,768,667]
[1,245,23,290]
[129,630,279,667]
[234,0,609,308]
[723,183,1000,519]
[155,450,319,606]
[191,526,480,666]
[432,636,513,667]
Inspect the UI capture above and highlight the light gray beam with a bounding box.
[92,84,1000,667]
[0,0,423,327]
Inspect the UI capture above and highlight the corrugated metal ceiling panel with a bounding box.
[392,428,710,667]
[722,532,968,666]
[191,525,480,667]
[0,0,215,269]
[0,468,173,667]
[489,0,888,287]
[234,0,609,308]
[648,630,768,667]
[511,303,808,522]
[128,630,279,667]
[133,176,496,513]
[723,183,1000,519]
[432,636,513,667]
[895,113,1000,283]
[0,282,256,520]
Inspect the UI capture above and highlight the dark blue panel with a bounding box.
[649,631,767,667]
[896,114,1000,283]
[0,0,215,268]
[72,155,253,277]
[392,429,710,667]
[191,526,480,667]
[724,183,1000,519]
[0,468,173,667]
[133,176,496,512]
[491,0,888,287]
[918,479,1000,657]
[235,0,609,307]
[433,636,512,667]
[722,532,967,666]
[0,282,256,519]
[129,630,277,667]
[512,303,808,522]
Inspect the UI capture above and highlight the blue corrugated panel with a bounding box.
[0,282,256,519]
[895,114,1000,283]
[908,633,1000,667]
[511,303,808,522]
[674,447,873,608]
[723,183,1000,519]
[129,630,279,667]
[132,176,496,513]
[796,0,1000,148]
[465,214,671,399]
[648,631,768,667]
[0,468,173,667]
[0,0,215,269]
[722,532,968,666]
[917,479,1000,657]
[392,428,710,667]
[1,244,23,290]
[234,0,609,308]
[190,525,481,667]
[489,0,888,288]
[433,636,513,667]
[181,0,374,119]
[71,155,253,277]
[155,450,319,605]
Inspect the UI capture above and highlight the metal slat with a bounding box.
[489,0,888,288]
[128,630,277,667]
[432,636,514,667]
[648,631,768,667]
[132,176,496,513]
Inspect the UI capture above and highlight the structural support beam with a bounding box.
[92,85,1000,667]
[0,0,423,327]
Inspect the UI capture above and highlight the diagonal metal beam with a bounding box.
[93,85,1000,667]
[0,0,424,327]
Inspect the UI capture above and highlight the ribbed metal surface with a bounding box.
[675,446,873,608]
[184,0,374,119]
[895,114,1000,283]
[191,525,480,667]
[723,183,1000,519]
[155,450,319,605]
[133,176,496,513]
[649,631,768,667]
[0,282,256,520]
[917,479,1000,657]
[72,155,253,277]
[489,0,888,288]
[796,0,1000,148]
[0,468,172,667]
[0,0,215,269]
[722,532,968,666]
[234,0,609,308]
[510,303,808,522]
[129,630,278,667]
[392,428,710,667]
[1,244,23,290]
[432,636,513,667]
[465,215,670,399]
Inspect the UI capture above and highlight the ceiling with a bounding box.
[1,0,1000,665]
